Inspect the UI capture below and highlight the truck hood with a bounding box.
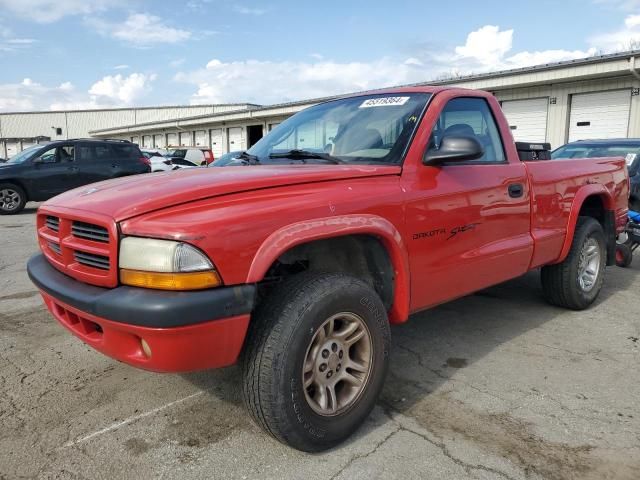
[45,164,401,222]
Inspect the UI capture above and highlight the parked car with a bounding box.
[552,139,640,210]
[141,149,173,172]
[0,139,150,214]
[168,157,201,170]
[211,150,245,167]
[0,157,6,163]
[165,147,214,166]
[28,87,628,452]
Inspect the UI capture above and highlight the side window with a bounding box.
[77,146,94,161]
[36,146,58,163]
[95,145,113,160]
[59,145,75,162]
[431,97,506,163]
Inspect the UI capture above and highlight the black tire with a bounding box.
[615,243,633,268]
[0,183,27,215]
[242,272,390,452]
[541,217,606,310]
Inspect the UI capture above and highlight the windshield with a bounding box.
[552,143,640,166]
[6,145,44,164]
[247,93,431,165]
[165,149,187,158]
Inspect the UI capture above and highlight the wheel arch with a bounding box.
[246,214,411,324]
[557,185,614,264]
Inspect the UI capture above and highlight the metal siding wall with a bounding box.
[0,112,67,138]
[494,78,637,148]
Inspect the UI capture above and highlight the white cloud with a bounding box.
[0,73,156,112]
[234,5,268,15]
[169,58,186,68]
[114,64,130,70]
[88,13,192,46]
[175,24,601,105]
[0,0,120,23]
[590,14,640,50]
[455,25,514,66]
[89,73,157,104]
[0,21,36,52]
[176,58,429,104]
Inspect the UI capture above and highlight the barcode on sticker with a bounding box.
[359,97,410,108]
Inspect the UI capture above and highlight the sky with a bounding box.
[0,0,639,111]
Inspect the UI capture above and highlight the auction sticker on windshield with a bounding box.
[359,97,410,108]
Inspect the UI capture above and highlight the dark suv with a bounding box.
[0,139,150,214]
[552,138,640,211]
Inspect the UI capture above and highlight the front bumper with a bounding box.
[28,254,255,372]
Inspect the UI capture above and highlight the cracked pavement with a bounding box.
[1,206,639,479]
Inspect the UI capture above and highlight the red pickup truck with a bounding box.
[28,87,629,452]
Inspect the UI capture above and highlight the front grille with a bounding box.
[45,216,59,232]
[39,211,117,287]
[72,221,109,243]
[74,251,110,270]
[48,242,61,255]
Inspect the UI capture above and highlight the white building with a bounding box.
[0,103,257,158]
[3,50,640,158]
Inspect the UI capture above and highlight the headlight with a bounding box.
[119,237,221,290]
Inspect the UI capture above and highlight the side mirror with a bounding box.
[32,157,43,164]
[423,135,484,166]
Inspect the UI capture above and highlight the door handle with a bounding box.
[508,183,524,198]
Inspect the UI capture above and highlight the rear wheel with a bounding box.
[0,183,26,215]
[541,217,606,310]
[242,272,390,452]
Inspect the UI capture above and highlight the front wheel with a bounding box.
[0,183,27,215]
[541,217,606,310]
[242,272,390,452]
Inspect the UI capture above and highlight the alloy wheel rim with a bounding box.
[0,188,20,211]
[302,312,373,416]
[578,237,601,292]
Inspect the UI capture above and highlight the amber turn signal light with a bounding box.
[120,269,222,291]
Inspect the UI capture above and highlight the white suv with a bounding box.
[165,147,214,168]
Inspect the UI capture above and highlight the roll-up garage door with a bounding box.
[6,142,19,158]
[501,98,548,143]
[210,129,223,158]
[228,127,243,150]
[179,132,192,146]
[167,133,178,147]
[569,90,631,142]
[153,134,166,149]
[194,130,207,147]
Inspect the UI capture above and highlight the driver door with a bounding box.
[28,144,80,198]
[405,96,533,311]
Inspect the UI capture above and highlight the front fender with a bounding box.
[556,184,614,264]
[246,214,411,324]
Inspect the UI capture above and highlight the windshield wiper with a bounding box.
[268,149,345,164]
[236,151,260,165]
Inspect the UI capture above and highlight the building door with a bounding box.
[153,134,166,149]
[167,133,178,147]
[227,127,243,151]
[210,128,223,157]
[142,135,153,148]
[194,130,207,147]
[569,90,631,141]
[179,132,192,146]
[501,98,549,143]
